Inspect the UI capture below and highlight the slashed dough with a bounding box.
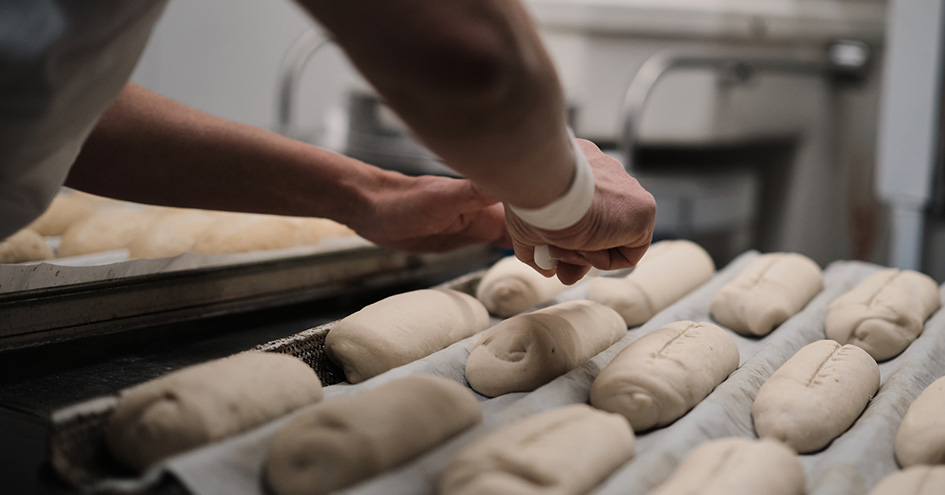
[0,228,54,263]
[59,207,159,257]
[105,352,323,471]
[476,256,571,317]
[28,192,101,236]
[826,268,941,361]
[325,289,490,383]
[587,240,715,326]
[590,321,739,432]
[648,437,805,495]
[895,375,945,467]
[869,465,945,495]
[265,375,481,495]
[465,300,625,397]
[710,252,823,336]
[752,339,879,453]
[439,404,634,495]
[189,214,304,254]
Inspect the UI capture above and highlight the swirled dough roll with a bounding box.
[266,375,481,495]
[439,404,634,495]
[476,256,570,317]
[465,300,625,397]
[106,352,323,471]
[0,229,54,263]
[870,465,945,495]
[752,340,879,453]
[649,437,805,495]
[710,252,823,336]
[326,289,490,383]
[896,375,945,467]
[587,240,715,326]
[826,269,941,361]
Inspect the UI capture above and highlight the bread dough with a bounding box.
[648,437,805,495]
[106,352,323,471]
[465,300,625,397]
[895,375,945,467]
[28,192,99,236]
[0,228,54,263]
[476,256,571,317]
[710,252,823,336]
[265,375,481,495]
[326,289,490,383]
[869,465,945,495]
[826,269,941,361]
[127,209,218,259]
[439,404,634,495]
[752,339,879,453]
[587,240,715,326]
[190,213,351,255]
[59,207,158,257]
[590,321,739,432]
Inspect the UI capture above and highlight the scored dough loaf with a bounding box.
[895,375,945,467]
[465,300,625,397]
[265,375,481,495]
[326,289,490,384]
[826,268,941,361]
[590,321,739,432]
[126,209,219,259]
[59,207,159,257]
[439,404,635,495]
[752,339,879,453]
[586,240,715,326]
[0,228,54,263]
[105,352,324,471]
[28,192,100,236]
[869,465,945,495]
[648,437,805,495]
[189,213,351,255]
[475,256,571,317]
[710,252,823,336]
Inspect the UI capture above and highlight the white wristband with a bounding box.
[508,131,595,231]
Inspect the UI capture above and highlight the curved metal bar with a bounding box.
[275,27,332,137]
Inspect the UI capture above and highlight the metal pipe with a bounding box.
[275,27,332,137]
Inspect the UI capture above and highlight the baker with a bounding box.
[1,0,655,284]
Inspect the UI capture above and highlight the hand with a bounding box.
[504,139,656,284]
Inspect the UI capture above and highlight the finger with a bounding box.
[578,245,650,271]
[547,245,592,266]
[555,262,592,285]
[451,178,503,213]
[511,237,556,277]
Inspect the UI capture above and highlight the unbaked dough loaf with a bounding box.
[648,437,805,495]
[189,213,351,255]
[59,207,158,257]
[752,339,879,453]
[0,228,54,263]
[826,268,941,361]
[895,375,945,467]
[586,240,715,326]
[476,256,571,317]
[127,209,218,259]
[869,465,945,495]
[439,404,634,495]
[265,375,481,495]
[710,252,823,336]
[590,321,739,432]
[28,192,99,236]
[465,300,625,397]
[106,352,323,471]
[326,289,490,383]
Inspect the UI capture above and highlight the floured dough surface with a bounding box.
[826,268,941,361]
[440,404,634,495]
[0,228,54,263]
[106,352,323,471]
[752,339,879,453]
[126,209,220,259]
[587,240,715,326]
[590,320,739,431]
[326,289,490,383]
[896,375,945,467]
[710,252,823,336]
[649,437,804,495]
[465,300,625,397]
[59,207,159,257]
[28,192,100,236]
[476,256,571,317]
[870,465,945,495]
[265,375,481,495]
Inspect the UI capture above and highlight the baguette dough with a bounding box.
[710,252,823,336]
[190,214,351,255]
[127,209,219,259]
[826,269,941,361]
[895,375,945,467]
[465,300,625,397]
[326,289,490,383]
[28,192,99,236]
[648,437,805,495]
[266,375,481,495]
[869,465,945,495]
[0,228,54,263]
[586,240,715,326]
[752,339,879,453]
[59,207,158,257]
[106,352,323,471]
[439,404,634,495]
[590,321,739,431]
[475,256,570,317]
